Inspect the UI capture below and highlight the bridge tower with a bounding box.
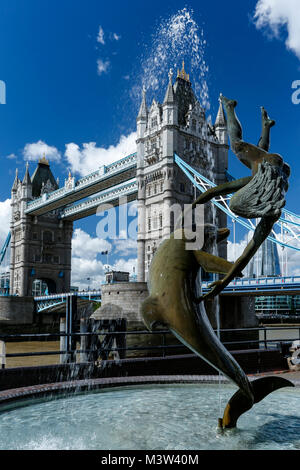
[9,157,73,296]
[136,63,229,282]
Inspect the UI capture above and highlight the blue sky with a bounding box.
[0,0,300,286]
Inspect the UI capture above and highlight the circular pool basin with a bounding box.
[0,383,299,450]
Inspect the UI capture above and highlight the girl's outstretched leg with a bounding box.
[257,106,275,151]
[219,94,243,147]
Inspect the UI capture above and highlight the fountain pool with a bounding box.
[0,382,299,450]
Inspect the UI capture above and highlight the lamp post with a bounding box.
[87,277,90,291]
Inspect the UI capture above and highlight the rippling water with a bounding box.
[0,384,299,450]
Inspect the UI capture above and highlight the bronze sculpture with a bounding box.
[195,95,290,301]
[141,96,294,429]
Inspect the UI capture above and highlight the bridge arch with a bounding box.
[31,278,57,296]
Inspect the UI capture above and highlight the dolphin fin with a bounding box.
[219,376,294,429]
[141,296,166,331]
[193,251,234,274]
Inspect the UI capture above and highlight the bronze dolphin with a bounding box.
[141,228,294,429]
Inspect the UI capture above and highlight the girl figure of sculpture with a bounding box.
[194,94,290,300]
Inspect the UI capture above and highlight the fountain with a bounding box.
[0,383,299,450]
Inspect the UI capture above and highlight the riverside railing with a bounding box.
[0,325,300,368]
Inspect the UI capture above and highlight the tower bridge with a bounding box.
[4,63,229,299]
[0,62,299,330]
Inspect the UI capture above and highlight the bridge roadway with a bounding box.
[33,276,300,313]
[34,291,102,313]
[202,276,300,297]
[59,179,137,221]
[25,153,137,218]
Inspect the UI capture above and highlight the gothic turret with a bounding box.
[214,97,228,145]
[137,86,148,143]
[31,155,59,197]
[137,86,148,120]
[173,61,197,126]
[162,69,178,129]
[21,162,32,201]
[163,69,175,104]
[11,169,20,193]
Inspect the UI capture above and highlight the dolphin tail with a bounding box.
[219,375,294,429]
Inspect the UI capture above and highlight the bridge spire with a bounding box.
[177,60,190,82]
[163,69,175,104]
[137,85,148,119]
[12,168,20,192]
[214,96,228,145]
[39,152,49,166]
[22,161,31,186]
[215,96,226,128]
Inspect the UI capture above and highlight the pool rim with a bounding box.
[0,373,299,410]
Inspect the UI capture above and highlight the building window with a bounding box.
[180,183,185,193]
[159,213,163,228]
[43,230,53,243]
[148,218,151,231]
[32,232,38,240]
[53,256,59,264]
[14,272,20,293]
[147,185,151,196]
[160,181,163,192]
[192,119,196,131]
[44,254,52,263]
[154,184,157,194]
[151,117,157,128]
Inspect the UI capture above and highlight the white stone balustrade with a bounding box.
[60,179,138,219]
[25,153,137,214]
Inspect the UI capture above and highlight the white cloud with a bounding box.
[71,256,105,289]
[227,231,300,277]
[0,199,11,243]
[114,237,137,257]
[97,26,105,45]
[275,235,300,277]
[253,0,300,60]
[97,58,110,75]
[111,257,137,276]
[72,228,111,260]
[71,228,111,289]
[227,237,248,265]
[23,140,61,163]
[6,153,17,160]
[113,33,121,41]
[65,131,137,176]
[0,199,11,273]
[71,228,137,289]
